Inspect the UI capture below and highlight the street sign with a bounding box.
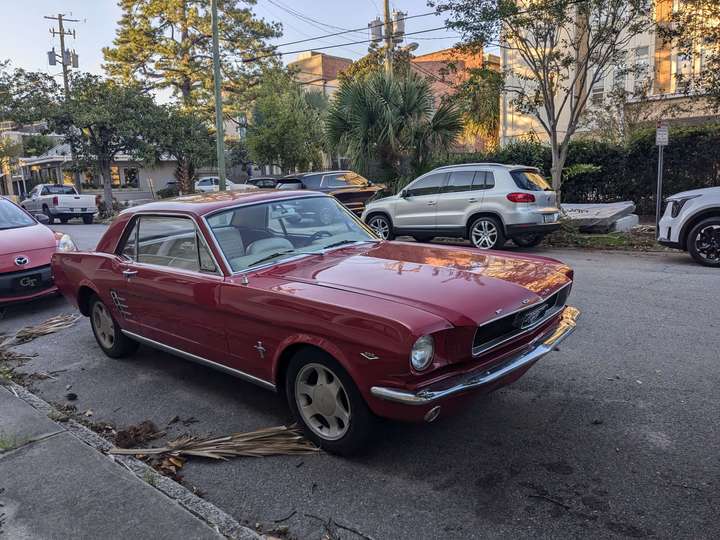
[656,123,669,146]
[655,122,668,236]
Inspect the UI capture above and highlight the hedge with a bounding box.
[432,123,720,215]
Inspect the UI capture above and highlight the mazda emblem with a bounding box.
[14,256,29,266]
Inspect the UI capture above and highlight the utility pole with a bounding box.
[383,0,392,74]
[210,0,227,191]
[46,13,81,190]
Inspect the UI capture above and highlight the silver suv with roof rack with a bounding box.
[361,163,561,249]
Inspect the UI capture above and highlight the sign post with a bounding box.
[655,122,668,236]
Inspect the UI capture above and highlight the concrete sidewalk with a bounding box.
[0,384,230,539]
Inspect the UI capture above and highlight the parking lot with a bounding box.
[3,224,719,539]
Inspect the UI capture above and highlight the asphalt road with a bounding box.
[3,224,719,539]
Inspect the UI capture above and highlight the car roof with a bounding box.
[432,163,539,172]
[119,190,326,217]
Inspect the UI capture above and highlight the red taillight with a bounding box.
[506,192,535,203]
[52,196,59,205]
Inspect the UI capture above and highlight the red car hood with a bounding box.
[0,224,57,272]
[261,241,572,327]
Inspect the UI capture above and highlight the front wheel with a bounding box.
[512,233,544,248]
[688,217,720,267]
[89,296,139,358]
[469,216,505,250]
[286,349,374,455]
[366,214,394,240]
[82,215,94,224]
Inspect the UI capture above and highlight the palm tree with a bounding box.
[325,71,462,189]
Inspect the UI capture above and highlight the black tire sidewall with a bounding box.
[83,215,94,224]
[469,216,505,249]
[367,213,394,240]
[89,296,138,358]
[285,349,374,456]
[688,218,720,267]
[513,233,544,248]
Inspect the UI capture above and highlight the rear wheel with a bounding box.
[688,217,720,267]
[286,349,374,455]
[59,216,69,224]
[512,233,544,248]
[412,235,434,243]
[42,205,55,225]
[469,216,505,250]
[82,215,94,224]
[89,296,139,358]
[367,213,394,240]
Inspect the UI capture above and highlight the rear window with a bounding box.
[510,170,552,192]
[44,185,77,195]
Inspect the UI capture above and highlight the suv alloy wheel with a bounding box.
[469,216,505,249]
[688,217,720,267]
[367,214,394,240]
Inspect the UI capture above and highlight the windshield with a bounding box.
[510,170,552,192]
[0,199,36,230]
[45,185,77,195]
[206,196,377,272]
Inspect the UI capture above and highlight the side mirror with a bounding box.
[400,190,408,198]
[35,213,50,224]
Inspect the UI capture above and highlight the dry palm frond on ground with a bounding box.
[11,314,81,345]
[110,425,319,459]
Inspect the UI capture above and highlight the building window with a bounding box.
[123,167,139,188]
[633,46,650,93]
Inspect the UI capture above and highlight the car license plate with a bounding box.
[544,213,558,223]
[13,274,42,290]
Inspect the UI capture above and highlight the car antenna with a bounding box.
[240,274,249,285]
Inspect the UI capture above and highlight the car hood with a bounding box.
[668,186,720,199]
[0,224,57,272]
[260,241,572,327]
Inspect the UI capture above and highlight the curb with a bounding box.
[6,382,263,540]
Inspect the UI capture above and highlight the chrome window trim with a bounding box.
[122,330,276,391]
[115,211,225,277]
[471,281,572,357]
[201,194,379,276]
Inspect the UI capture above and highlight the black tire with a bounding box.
[412,235,434,243]
[512,233,544,248]
[43,205,55,225]
[366,213,394,240]
[59,217,69,224]
[468,216,505,250]
[687,217,720,267]
[89,295,139,358]
[82,215,94,224]
[286,348,375,456]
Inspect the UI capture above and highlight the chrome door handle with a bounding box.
[427,201,437,206]
[468,198,478,203]
[122,269,138,278]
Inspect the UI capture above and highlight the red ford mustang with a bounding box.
[1,196,77,308]
[52,190,579,454]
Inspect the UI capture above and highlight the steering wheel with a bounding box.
[309,230,333,243]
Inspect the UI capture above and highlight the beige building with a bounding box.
[288,51,353,97]
[500,0,718,145]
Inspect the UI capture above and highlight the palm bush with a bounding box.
[325,71,463,189]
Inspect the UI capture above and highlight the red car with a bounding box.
[51,190,580,454]
[1,196,77,308]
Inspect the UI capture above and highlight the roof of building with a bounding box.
[19,143,177,167]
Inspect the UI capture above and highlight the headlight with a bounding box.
[667,195,700,218]
[57,234,77,252]
[410,335,434,371]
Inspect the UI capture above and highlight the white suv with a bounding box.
[361,163,561,249]
[658,187,720,267]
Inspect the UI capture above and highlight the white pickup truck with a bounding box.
[21,184,97,224]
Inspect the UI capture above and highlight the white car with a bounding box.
[194,176,257,193]
[21,184,97,225]
[658,187,720,267]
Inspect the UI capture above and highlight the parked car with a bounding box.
[195,176,258,193]
[21,184,97,224]
[1,197,77,307]
[246,176,281,189]
[362,163,561,249]
[658,186,720,267]
[277,171,384,217]
[51,190,579,454]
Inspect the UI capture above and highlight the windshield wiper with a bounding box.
[322,239,366,250]
[246,249,315,268]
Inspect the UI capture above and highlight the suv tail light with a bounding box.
[52,196,59,206]
[506,192,535,203]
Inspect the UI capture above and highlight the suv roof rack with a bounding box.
[431,163,538,171]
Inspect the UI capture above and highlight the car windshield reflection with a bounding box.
[206,196,378,272]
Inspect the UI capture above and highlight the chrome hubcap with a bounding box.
[695,225,720,263]
[92,302,115,349]
[295,363,351,441]
[471,220,498,249]
[368,217,390,239]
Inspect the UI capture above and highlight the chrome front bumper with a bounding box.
[370,306,580,405]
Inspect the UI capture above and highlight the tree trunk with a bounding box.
[550,145,566,205]
[99,161,114,218]
[176,157,194,195]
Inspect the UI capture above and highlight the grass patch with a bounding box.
[545,221,664,251]
[0,432,23,452]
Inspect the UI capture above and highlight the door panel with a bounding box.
[436,170,484,230]
[393,172,446,229]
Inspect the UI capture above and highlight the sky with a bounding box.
[0,0,462,77]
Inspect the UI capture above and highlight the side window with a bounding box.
[471,171,495,190]
[197,235,218,273]
[41,187,49,196]
[119,220,138,260]
[136,216,205,272]
[302,174,322,189]
[406,173,446,197]
[445,171,475,193]
[212,178,219,186]
[323,174,349,188]
[485,172,495,189]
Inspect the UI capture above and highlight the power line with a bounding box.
[269,0,368,38]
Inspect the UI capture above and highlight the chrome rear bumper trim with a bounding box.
[370,306,580,405]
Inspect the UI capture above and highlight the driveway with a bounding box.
[3,224,719,539]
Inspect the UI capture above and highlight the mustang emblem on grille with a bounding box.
[14,256,29,266]
[517,305,547,329]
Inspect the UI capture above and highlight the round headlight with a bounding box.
[410,335,434,371]
[57,234,77,252]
